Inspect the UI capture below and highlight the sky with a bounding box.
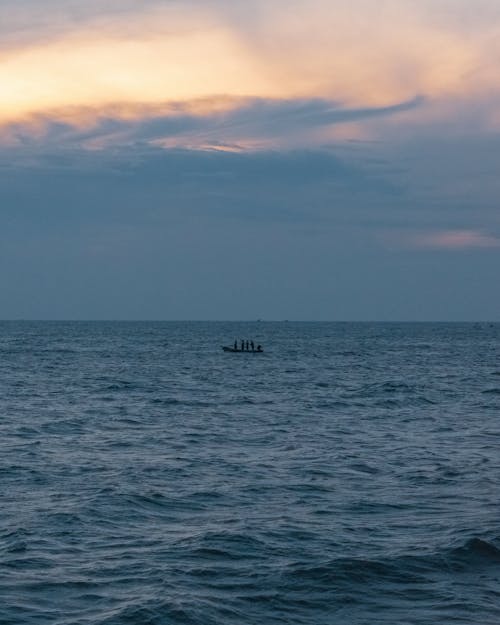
[1,0,499,320]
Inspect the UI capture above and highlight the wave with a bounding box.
[97,600,231,625]
[282,537,500,589]
[482,388,500,395]
[340,380,438,408]
[450,537,500,563]
[0,528,31,554]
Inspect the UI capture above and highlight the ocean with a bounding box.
[1,321,499,624]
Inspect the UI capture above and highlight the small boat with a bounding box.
[222,346,263,353]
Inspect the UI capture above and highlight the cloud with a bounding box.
[411,230,500,250]
[1,125,499,320]
[0,20,275,124]
[0,143,409,247]
[384,229,500,251]
[0,95,424,156]
[1,0,499,136]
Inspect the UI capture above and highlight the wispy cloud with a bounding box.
[0,96,424,155]
[406,229,500,250]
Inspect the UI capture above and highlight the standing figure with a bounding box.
[241,340,244,351]
[250,340,254,351]
[246,340,249,351]
[234,340,238,351]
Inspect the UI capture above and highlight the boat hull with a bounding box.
[222,346,263,353]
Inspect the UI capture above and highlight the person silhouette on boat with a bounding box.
[250,340,254,351]
[246,340,249,351]
[241,340,244,351]
[257,344,262,352]
[234,340,237,351]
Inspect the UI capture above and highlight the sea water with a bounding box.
[1,321,499,624]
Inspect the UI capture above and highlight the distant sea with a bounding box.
[1,321,500,625]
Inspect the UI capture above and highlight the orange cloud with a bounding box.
[1,0,499,145]
[0,29,282,124]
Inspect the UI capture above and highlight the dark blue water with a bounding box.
[1,321,500,624]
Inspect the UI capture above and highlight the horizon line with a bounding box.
[0,319,498,324]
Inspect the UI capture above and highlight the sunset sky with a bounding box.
[1,0,499,319]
